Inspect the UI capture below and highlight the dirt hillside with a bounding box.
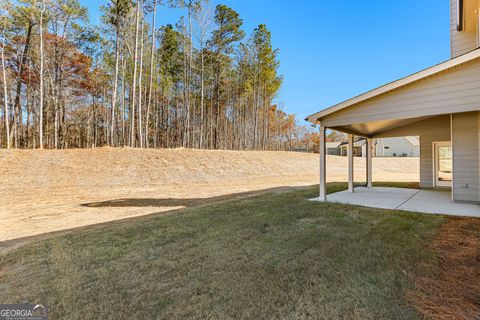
[0,148,419,242]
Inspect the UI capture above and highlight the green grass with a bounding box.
[0,183,444,319]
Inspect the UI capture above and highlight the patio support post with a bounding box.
[348,133,354,192]
[367,138,373,188]
[319,126,327,201]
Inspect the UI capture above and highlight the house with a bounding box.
[326,142,342,155]
[338,138,366,157]
[373,137,420,157]
[336,137,419,157]
[306,0,480,205]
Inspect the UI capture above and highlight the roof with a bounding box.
[338,138,366,148]
[306,48,480,124]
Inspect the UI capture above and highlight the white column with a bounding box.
[319,126,327,201]
[348,133,354,192]
[367,138,373,188]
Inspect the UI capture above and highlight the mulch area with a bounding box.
[407,217,480,320]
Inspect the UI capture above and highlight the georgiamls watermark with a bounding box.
[0,304,48,320]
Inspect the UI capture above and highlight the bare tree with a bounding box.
[39,0,45,148]
[194,0,211,149]
[145,0,157,148]
[110,6,121,146]
[1,23,9,149]
[137,16,144,148]
[130,0,141,147]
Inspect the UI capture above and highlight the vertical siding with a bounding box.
[451,0,479,58]
[452,111,480,202]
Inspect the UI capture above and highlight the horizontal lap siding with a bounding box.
[451,0,479,58]
[321,60,480,127]
[452,31,477,57]
[452,112,480,202]
[419,118,452,189]
[373,116,451,188]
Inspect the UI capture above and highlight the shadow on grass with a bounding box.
[2,182,418,255]
[82,182,420,209]
[1,185,318,254]
[81,185,316,208]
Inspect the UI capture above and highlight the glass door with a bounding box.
[434,142,452,188]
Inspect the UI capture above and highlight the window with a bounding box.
[457,0,464,31]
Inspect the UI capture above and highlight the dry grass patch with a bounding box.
[407,217,480,320]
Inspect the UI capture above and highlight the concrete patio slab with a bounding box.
[312,187,480,217]
[397,189,480,217]
[318,187,419,210]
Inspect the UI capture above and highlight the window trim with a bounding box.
[477,8,480,47]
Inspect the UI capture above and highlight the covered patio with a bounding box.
[314,187,480,217]
[306,49,480,214]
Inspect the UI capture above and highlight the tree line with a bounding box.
[0,0,307,151]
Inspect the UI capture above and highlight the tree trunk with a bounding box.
[1,29,10,149]
[186,1,193,148]
[93,94,97,147]
[145,0,157,148]
[13,22,34,148]
[130,0,142,147]
[138,18,145,148]
[199,47,204,149]
[39,2,45,148]
[121,54,126,147]
[252,73,258,150]
[110,19,121,146]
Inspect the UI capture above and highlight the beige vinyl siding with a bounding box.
[452,111,480,202]
[451,0,478,57]
[307,49,480,125]
[451,0,479,58]
[373,115,451,188]
[451,28,477,57]
[320,59,480,128]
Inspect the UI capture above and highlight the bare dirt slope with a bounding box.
[0,148,419,242]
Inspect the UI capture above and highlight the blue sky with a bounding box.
[83,0,450,124]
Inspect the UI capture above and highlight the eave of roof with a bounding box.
[305,48,480,124]
[337,138,366,147]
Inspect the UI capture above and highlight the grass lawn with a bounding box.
[0,183,445,319]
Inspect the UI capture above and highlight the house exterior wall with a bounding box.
[418,118,452,189]
[326,142,341,155]
[320,59,480,128]
[374,115,451,189]
[452,111,480,202]
[451,0,479,58]
[339,146,362,157]
[327,148,341,156]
